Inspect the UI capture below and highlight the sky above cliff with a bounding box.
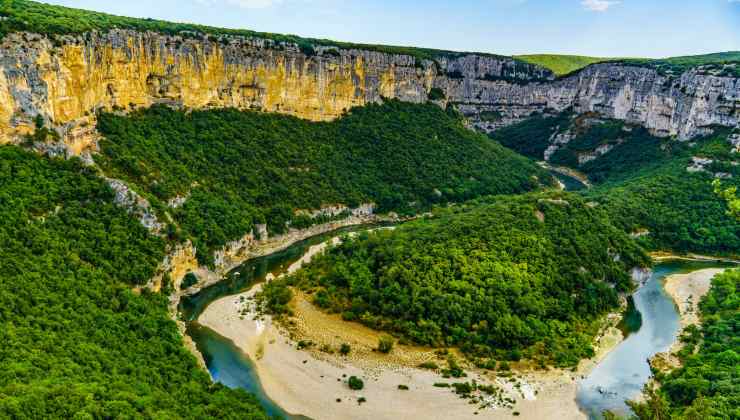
[43,0,739,58]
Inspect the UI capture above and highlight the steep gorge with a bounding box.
[1,29,738,155]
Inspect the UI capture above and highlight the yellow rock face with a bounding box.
[0,71,16,145]
[0,31,431,154]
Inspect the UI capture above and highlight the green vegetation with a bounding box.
[270,193,649,367]
[630,269,740,419]
[714,179,740,219]
[0,0,515,63]
[549,121,690,184]
[0,146,269,419]
[377,335,395,354]
[428,87,446,100]
[515,55,610,76]
[348,376,364,390]
[95,100,546,265]
[419,361,439,370]
[587,132,740,255]
[181,271,199,289]
[489,111,571,159]
[492,113,740,256]
[339,343,351,356]
[617,296,643,335]
[618,52,740,77]
[518,52,740,77]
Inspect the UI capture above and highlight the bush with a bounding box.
[339,343,351,356]
[256,279,293,315]
[452,382,474,395]
[377,335,394,354]
[418,361,439,370]
[348,376,364,390]
[398,385,409,390]
[428,87,446,100]
[181,272,198,289]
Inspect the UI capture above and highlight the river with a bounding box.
[180,223,731,420]
[180,224,384,419]
[575,260,735,419]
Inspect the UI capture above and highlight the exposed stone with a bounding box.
[686,156,713,173]
[0,30,737,155]
[630,267,652,285]
[729,133,740,153]
[578,141,621,165]
[106,177,165,233]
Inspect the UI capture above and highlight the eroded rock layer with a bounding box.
[0,30,738,153]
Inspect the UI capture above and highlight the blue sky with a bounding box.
[43,0,740,58]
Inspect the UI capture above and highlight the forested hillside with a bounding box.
[96,101,547,264]
[0,146,269,418]
[630,269,740,420]
[262,193,650,367]
[491,114,740,256]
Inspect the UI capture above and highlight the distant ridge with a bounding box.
[515,55,613,76]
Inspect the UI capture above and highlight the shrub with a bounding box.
[452,382,474,395]
[339,343,351,356]
[348,376,364,390]
[418,361,439,370]
[428,87,446,100]
[377,335,394,353]
[181,272,198,289]
[297,340,314,350]
[398,385,409,390]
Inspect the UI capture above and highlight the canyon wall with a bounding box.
[0,30,738,154]
[451,63,740,139]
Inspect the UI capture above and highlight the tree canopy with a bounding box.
[96,101,546,264]
[0,146,270,419]
[266,193,650,367]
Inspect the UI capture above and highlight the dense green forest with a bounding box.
[490,113,690,183]
[491,113,740,256]
[262,193,650,367]
[630,269,739,420]
[586,132,740,255]
[0,146,270,418]
[96,101,547,265]
[548,121,691,184]
[489,111,571,159]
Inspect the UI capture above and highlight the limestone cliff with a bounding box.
[452,63,740,139]
[0,29,738,154]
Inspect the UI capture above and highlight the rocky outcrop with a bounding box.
[0,30,738,154]
[106,177,165,233]
[149,203,385,297]
[450,63,740,139]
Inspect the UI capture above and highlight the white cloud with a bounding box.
[196,0,283,9]
[581,0,620,12]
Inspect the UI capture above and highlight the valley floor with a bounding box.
[197,235,627,420]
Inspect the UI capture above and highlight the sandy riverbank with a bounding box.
[197,233,627,420]
[200,286,621,420]
[649,268,725,371]
[664,268,725,330]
